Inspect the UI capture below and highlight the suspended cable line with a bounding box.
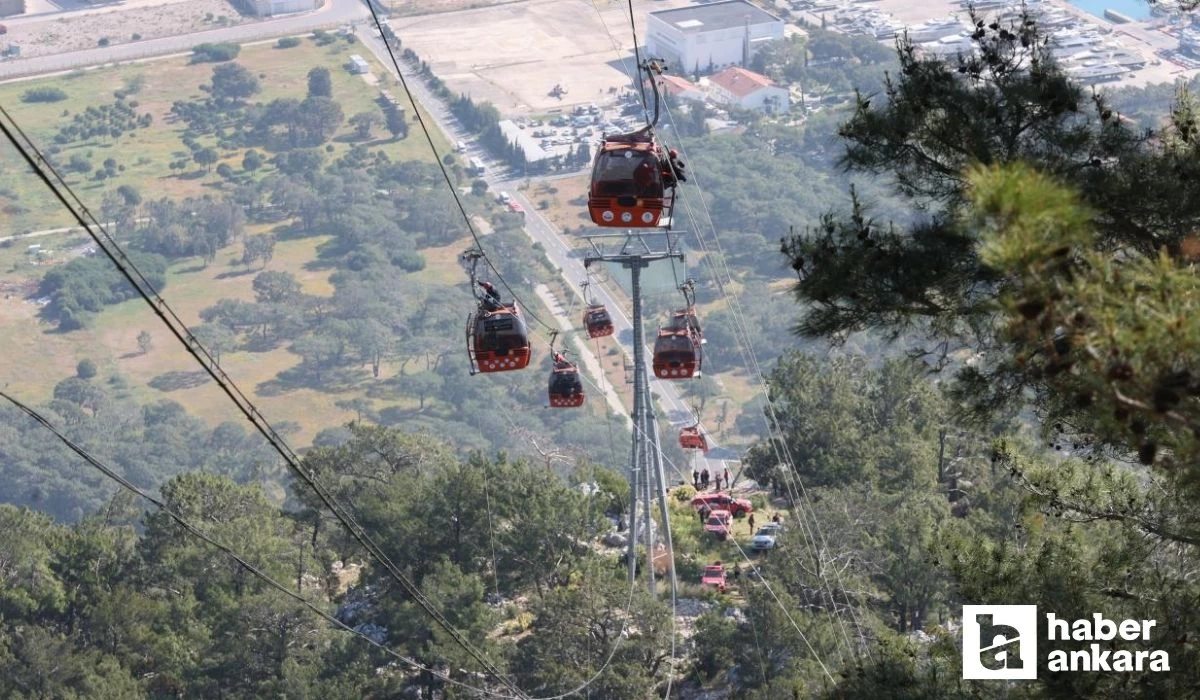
[362,3,554,334]
[561,360,836,686]
[656,100,871,660]
[0,389,518,699]
[624,0,651,121]
[0,103,528,700]
[586,0,867,662]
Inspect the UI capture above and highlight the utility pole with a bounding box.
[583,230,682,598]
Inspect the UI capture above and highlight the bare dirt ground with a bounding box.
[385,0,519,16]
[391,0,695,116]
[5,0,249,59]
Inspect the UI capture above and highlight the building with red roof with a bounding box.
[705,66,789,114]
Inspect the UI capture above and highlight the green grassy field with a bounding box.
[0,35,447,235]
[0,233,354,443]
[0,34,472,445]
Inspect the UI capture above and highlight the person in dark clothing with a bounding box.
[633,159,658,197]
[693,469,700,488]
[771,513,781,524]
[748,513,756,533]
[667,149,687,183]
[701,468,710,489]
[478,281,502,311]
[723,468,731,490]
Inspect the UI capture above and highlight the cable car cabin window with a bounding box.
[476,310,527,354]
[657,333,696,367]
[593,149,664,199]
[549,372,582,393]
[481,314,515,333]
[656,334,694,355]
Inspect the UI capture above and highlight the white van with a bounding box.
[497,191,512,204]
[455,140,467,152]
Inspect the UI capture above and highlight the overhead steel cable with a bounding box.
[555,356,835,685]
[0,389,512,699]
[362,4,552,335]
[655,100,872,660]
[625,0,651,123]
[0,104,528,700]
[583,1,844,679]
[585,0,866,663]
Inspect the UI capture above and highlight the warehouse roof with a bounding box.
[649,0,781,34]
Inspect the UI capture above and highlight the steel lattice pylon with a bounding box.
[583,230,683,597]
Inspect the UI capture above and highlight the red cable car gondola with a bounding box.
[467,303,531,374]
[652,280,703,379]
[653,326,699,379]
[588,130,670,228]
[587,59,681,229]
[462,251,531,375]
[679,424,709,453]
[548,351,585,407]
[583,303,614,338]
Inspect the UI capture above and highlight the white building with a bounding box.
[233,0,316,17]
[705,66,789,114]
[645,0,784,75]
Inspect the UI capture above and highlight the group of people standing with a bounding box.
[693,466,730,491]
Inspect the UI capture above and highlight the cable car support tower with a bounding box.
[583,230,683,597]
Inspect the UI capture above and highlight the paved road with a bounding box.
[534,284,630,429]
[357,30,724,479]
[0,0,369,80]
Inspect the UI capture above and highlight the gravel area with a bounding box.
[4,0,251,59]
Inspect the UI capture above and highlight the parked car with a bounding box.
[692,492,753,517]
[704,509,733,540]
[700,564,727,593]
[749,522,783,551]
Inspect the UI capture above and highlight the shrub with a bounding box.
[97,37,110,47]
[673,484,697,503]
[391,250,426,272]
[67,154,91,173]
[276,36,300,49]
[76,359,97,380]
[191,42,240,63]
[20,87,68,103]
[131,33,141,40]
